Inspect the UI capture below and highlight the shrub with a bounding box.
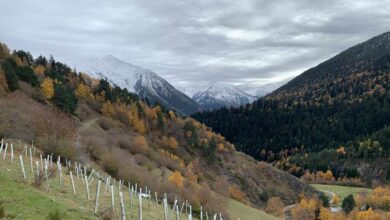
[37,135,76,162]
[319,192,330,207]
[100,208,114,220]
[0,202,5,218]
[33,172,45,187]
[102,155,119,177]
[229,185,250,205]
[98,118,117,131]
[265,197,284,216]
[46,208,65,220]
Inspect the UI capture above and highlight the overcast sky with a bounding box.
[1,0,390,89]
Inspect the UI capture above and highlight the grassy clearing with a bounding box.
[311,184,372,201]
[227,199,279,220]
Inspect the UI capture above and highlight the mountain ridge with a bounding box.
[193,81,256,111]
[79,55,200,115]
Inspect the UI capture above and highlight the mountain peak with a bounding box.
[193,82,256,111]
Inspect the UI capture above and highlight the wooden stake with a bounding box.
[0,140,3,156]
[119,192,126,220]
[85,174,90,200]
[76,163,80,181]
[163,197,168,220]
[19,155,26,179]
[45,163,50,192]
[10,144,14,163]
[189,205,192,220]
[138,192,143,220]
[40,155,44,171]
[180,202,185,215]
[200,206,203,220]
[94,180,101,214]
[130,185,134,208]
[155,192,158,207]
[111,185,115,208]
[88,169,94,181]
[36,161,39,177]
[29,148,33,173]
[3,143,8,159]
[171,199,177,220]
[70,171,76,195]
[58,162,63,186]
[176,205,180,220]
[128,184,132,209]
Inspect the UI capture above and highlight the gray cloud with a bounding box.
[1,0,390,88]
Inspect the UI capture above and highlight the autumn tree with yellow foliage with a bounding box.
[0,43,10,59]
[75,83,92,99]
[318,207,332,220]
[41,78,55,100]
[33,64,45,75]
[128,102,146,134]
[101,101,115,117]
[12,53,23,66]
[332,194,340,205]
[0,67,8,95]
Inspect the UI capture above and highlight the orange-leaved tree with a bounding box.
[168,170,184,188]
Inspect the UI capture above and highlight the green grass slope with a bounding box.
[311,184,372,201]
[0,140,275,220]
[227,199,278,220]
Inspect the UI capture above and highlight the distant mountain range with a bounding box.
[78,55,200,115]
[78,55,284,113]
[192,82,257,111]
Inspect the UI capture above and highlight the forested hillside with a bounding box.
[0,42,317,219]
[193,32,390,185]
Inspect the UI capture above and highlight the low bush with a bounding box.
[46,208,66,220]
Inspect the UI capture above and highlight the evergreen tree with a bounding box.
[95,79,112,101]
[15,66,38,87]
[52,84,77,113]
[341,194,356,214]
[319,193,330,208]
[205,137,217,163]
[1,62,19,91]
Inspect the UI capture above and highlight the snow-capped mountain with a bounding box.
[79,55,200,115]
[193,82,257,111]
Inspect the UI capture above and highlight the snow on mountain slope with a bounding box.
[79,55,200,115]
[193,82,257,111]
